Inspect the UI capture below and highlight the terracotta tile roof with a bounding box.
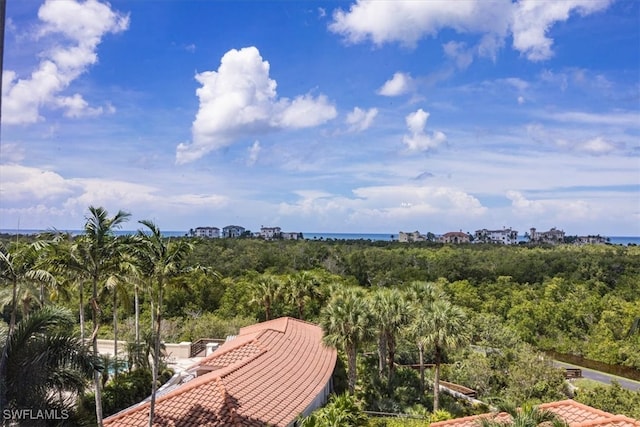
[430,400,639,427]
[104,317,337,427]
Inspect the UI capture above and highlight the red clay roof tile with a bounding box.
[104,317,337,427]
[430,399,639,427]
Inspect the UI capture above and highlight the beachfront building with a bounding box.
[430,399,639,427]
[439,231,471,244]
[193,226,220,238]
[529,227,565,244]
[259,226,282,240]
[103,317,337,427]
[282,231,303,240]
[398,230,427,242]
[222,225,246,238]
[474,227,518,245]
[575,235,608,245]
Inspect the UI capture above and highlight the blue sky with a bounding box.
[1,0,639,236]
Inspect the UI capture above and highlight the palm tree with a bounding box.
[477,402,568,427]
[0,306,102,420]
[80,206,131,426]
[320,287,373,394]
[0,240,57,334]
[286,271,318,319]
[423,299,470,411]
[249,274,282,321]
[370,287,410,383]
[133,220,193,427]
[405,281,440,397]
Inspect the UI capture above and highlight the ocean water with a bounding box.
[1,229,639,245]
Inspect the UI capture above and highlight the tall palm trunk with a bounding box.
[347,344,357,395]
[148,283,162,427]
[134,285,140,346]
[113,291,119,380]
[418,342,425,397]
[9,277,17,334]
[91,276,104,427]
[433,346,442,412]
[79,281,85,342]
[387,332,396,383]
[377,332,387,377]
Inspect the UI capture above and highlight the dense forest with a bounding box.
[1,208,639,425]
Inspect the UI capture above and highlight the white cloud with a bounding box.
[0,164,229,229]
[247,141,261,166]
[0,143,26,163]
[329,0,511,48]
[547,111,640,128]
[578,137,617,155]
[346,107,378,132]
[506,190,594,222]
[377,72,413,96]
[278,185,487,230]
[176,46,337,164]
[402,109,447,152]
[0,164,79,202]
[443,41,474,69]
[329,0,613,62]
[1,0,129,124]
[511,0,613,61]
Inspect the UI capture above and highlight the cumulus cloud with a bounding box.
[278,185,487,228]
[377,72,413,96]
[329,0,613,62]
[2,0,129,124]
[511,0,613,61]
[1,164,79,201]
[346,107,378,132]
[176,46,337,164]
[506,190,593,220]
[329,0,511,48]
[402,109,447,152]
[0,164,229,228]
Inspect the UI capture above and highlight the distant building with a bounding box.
[440,231,470,244]
[474,227,518,245]
[529,227,565,244]
[398,231,427,243]
[282,232,303,240]
[259,226,282,240]
[222,225,246,238]
[575,235,608,245]
[193,226,220,238]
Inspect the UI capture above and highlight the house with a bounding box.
[440,231,470,244]
[282,232,303,240]
[103,317,337,427]
[259,226,282,240]
[430,399,639,427]
[529,227,565,244]
[398,231,427,242]
[575,235,608,245]
[194,226,220,238]
[222,225,246,238]
[474,227,518,245]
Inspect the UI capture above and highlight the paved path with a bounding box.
[554,360,640,391]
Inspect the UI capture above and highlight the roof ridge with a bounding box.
[574,414,640,427]
[539,399,618,417]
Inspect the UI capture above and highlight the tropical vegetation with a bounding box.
[1,207,639,425]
